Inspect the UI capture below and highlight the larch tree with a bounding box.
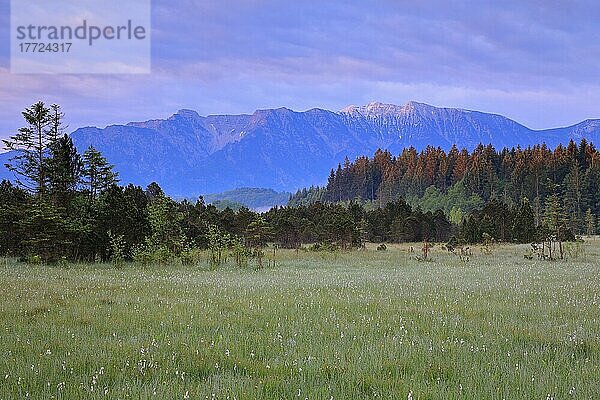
[2,101,55,196]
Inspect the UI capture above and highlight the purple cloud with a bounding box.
[1,0,600,143]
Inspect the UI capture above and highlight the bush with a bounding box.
[132,241,173,266]
[180,247,204,266]
[27,254,43,265]
[309,242,339,252]
[108,230,126,267]
[231,238,251,268]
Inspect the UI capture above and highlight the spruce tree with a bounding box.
[512,198,536,243]
[81,146,119,200]
[47,134,82,207]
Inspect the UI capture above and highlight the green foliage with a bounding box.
[585,208,596,236]
[206,224,230,267]
[564,237,586,259]
[410,182,483,219]
[290,141,600,236]
[179,247,204,266]
[543,194,573,242]
[309,242,340,252]
[0,180,27,255]
[2,102,598,262]
[288,186,326,206]
[18,198,74,262]
[1,246,600,398]
[245,216,273,248]
[209,199,246,211]
[460,198,540,244]
[81,145,119,200]
[107,230,126,267]
[449,206,464,225]
[512,198,537,243]
[132,241,172,265]
[231,236,251,268]
[2,101,56,194]
[47,133,82,207]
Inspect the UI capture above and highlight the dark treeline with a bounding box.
[1,176,454,261]
[290,142,600,236]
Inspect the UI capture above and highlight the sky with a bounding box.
[1,0,600,142]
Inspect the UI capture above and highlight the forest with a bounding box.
[291,141,599,235]
[0,102,596,263]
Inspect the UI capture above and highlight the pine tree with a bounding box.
[146,193,185,254]
[81,146,119,200]
[48,104,65,143]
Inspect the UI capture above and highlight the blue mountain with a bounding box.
[1,101,599,196]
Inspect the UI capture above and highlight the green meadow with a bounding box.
[1,242,598,399]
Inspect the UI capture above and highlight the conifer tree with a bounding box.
[543,194,571,259]
[47,134,82,207]
[81,146,119,200]
[512,198,536,243]
[585,208,596,237]
[563,161,584,234]
[245,216,273,248]
[2,101,54,195]
[0,180,28,255]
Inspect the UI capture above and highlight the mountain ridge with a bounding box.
[1,101,599,196]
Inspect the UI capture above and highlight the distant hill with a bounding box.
[202,188,291,211]
[2,101,600,196]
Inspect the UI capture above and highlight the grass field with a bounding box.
[0,242,599,399]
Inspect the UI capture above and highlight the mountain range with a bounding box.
[1,101,599,197]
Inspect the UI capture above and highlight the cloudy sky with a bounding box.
[1,0,600,141]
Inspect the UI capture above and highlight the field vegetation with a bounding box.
[1,242,598,399]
